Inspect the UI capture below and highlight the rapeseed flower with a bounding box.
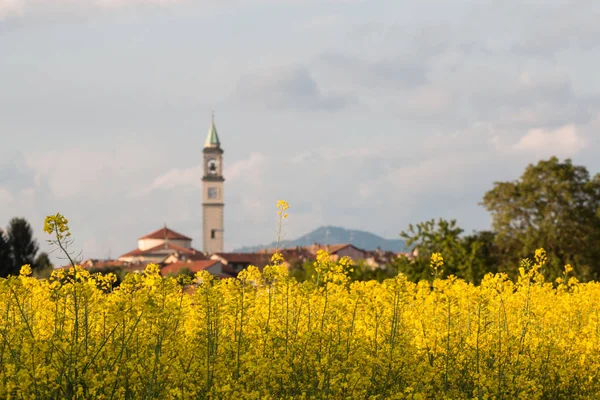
[0,216,598,398]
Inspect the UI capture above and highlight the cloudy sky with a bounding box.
[1,0,599,264]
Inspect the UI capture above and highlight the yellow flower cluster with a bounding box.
[43,212,71,241]
[0,250,599,399]
[277,200,289,219]
[273,200,291,266]
[430,252,444,278]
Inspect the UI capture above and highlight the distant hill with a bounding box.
[234,226,407,253]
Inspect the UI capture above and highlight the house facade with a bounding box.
[118,226,205,264]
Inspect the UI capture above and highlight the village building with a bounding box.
[87,116,229,276]
[116,113,227,266]
[210,252,272,274]
[306,243,367,261]
[362,248,401,269]
[118,225,206,265]
[74,116,406,277]
[160,259,226,277]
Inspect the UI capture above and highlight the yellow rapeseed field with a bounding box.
[1,249,599,399]
[1,207,599,399]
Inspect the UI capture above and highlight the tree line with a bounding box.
[393,156,600,283]
[0,218,53,278]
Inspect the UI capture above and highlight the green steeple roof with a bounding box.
[204,113,221,148]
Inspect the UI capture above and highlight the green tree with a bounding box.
[32,252,54,279]
[289,260,316,282]
[394,218,487,283]
[34,252,53,269]
[481,156,600,280]
[349,258,398,282]
[6,217,39,276]
[462,230,501,276]
[0,229,11,277]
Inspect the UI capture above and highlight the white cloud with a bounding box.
[363,159,442,198]
[25,147,145,198]
[398,86,451,117]
[358,183,372,199]
[519,71,531,85]
[0,0,182,13]
[233,66,354,112]
[0,0,359,19]
[0,0,195,20]
[146,152,266,192]
[0,187,13,203]
[513,124,587,157]
[290,146,385,165]
[225,152,266,182]
[82,238,104,259]
[99,0,183,5]
[295,13,349,35]
[148,165,203,192]
[0,0,23,18]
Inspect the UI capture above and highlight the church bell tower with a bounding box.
[202,113,224,254]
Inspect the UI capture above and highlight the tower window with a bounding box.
[207,158,218,175]
[211,229,216,239]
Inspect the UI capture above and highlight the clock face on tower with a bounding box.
[207,158,217,175]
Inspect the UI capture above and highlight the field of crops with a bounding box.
[1,249,599,399]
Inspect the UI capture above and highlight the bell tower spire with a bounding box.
[205,111,221,148]
[202,112,225,254]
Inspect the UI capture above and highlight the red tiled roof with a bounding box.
[119,248,145,258]
[160,260,220,276]
[120,242,202,258]
[281,249,313,260]
[138,227,191,241]
[328,244,353,253]
[307,243,359,254]
[213,252,271,266]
